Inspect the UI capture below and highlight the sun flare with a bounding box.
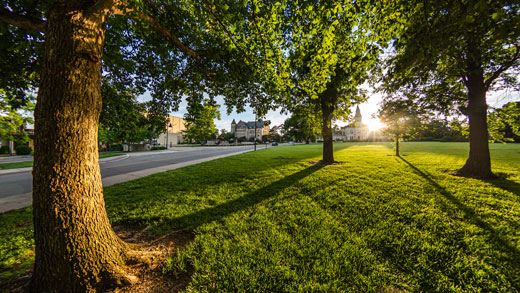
[367,119,385,131]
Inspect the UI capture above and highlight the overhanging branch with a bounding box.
[0,8,46,33]
[90,1,201,61]
[137,11,201,61]
[484,44,520,90]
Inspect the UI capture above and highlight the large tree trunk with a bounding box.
[320,83,337,164]
[30,3,131,292]
[321,104,334,163]
[457,75,495,179]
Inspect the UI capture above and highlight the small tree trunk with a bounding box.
[457,73,495,179]
[31,4,131,292]
[8,140,14,156]
[395,136,400,157]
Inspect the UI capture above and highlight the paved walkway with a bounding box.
[0,148,255,213]
[0,155,33,163]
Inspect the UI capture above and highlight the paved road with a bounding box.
[0,145,267,213]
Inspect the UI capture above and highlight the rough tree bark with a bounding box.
[30,2,132,291]
[319,82,338,164]
[457,39,495,179]
[456,72,495,179]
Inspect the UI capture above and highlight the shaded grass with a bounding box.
[1,142,519,291]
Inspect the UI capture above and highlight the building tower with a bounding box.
[231,119,236,134]
[354,105,362,125]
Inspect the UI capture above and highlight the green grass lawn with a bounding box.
[98,152,124,159]
[1,142,519,291]
[0,152,123,170]
[0,161,33,170]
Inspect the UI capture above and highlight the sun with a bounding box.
[367,118,385,131]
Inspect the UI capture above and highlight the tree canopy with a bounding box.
[280,0,392,162]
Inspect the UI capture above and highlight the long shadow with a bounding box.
[485,175,520,197]
[399,157,520,286]
[150,164,325,233]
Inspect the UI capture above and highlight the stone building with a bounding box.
[230,119,270,141]
[333,106,370,141]
[156,115,186,147]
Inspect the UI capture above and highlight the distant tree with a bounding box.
[283,106,321,143]
[409,116,468,142]
[184,98,220,144]
[223,132,236,142]
[0,95,33,155]
[382,0,520,178]
[98,81,167,147]
[378,100,422,156]
[488,102,520,142]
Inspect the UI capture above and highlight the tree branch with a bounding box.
[202,0,252,60]
[101,1,202,61]
[85,0,121,18]
[0,8,46,32]
[137,10,201,61]
[484,44,520,90]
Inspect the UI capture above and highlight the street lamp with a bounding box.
[165,122,172,149]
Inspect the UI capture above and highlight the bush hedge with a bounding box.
[0,146,8,154]
[108,145,123,151]
[151,146,167,150]
[15,145,33,155]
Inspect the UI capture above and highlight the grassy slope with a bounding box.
[1,142,519,291]
[0,153,123,170]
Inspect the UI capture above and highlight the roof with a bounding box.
[246,121,264,128]
[235,120,265,129]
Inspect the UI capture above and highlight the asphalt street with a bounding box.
[0,145,265,212]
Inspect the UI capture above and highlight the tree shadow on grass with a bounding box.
[399,157,520,287]
[150,164,325,233]
[485,174,520,197]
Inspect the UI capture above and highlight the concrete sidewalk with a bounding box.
[0,148,254,213]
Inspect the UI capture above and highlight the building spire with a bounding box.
[355,105,362,124]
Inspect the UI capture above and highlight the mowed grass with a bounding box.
[0,161,33,170]
[1,142,519,291]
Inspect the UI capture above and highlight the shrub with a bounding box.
[15,145,33,155]
[108,145,123,151]
[440,136,468,142]
[0,146,8,154]
[151,146,167,150]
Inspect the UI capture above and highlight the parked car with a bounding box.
[271,142,278,146]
